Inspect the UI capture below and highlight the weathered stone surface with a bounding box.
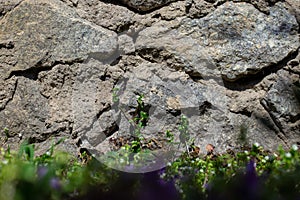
[0,0,23,18]
[225,72,291,147]
[0,77,50,149]
[75,1,136,32]
[150,0,186,20]
[136,2,299,81]
[0,77,17,111]
[227,0,282,14]
[0,0,299,167]
[118,34,136,54]
[186,0,215,18]
[287,51,300,75]
[82,61,222,162]
[285,0,300,24]
[261,70,300,143]
[0,0,118,79]
[120,0,178,12]
[80,59,288,162]
[59,0,78,7]
[0,63,78,155]
[71,60,115,137]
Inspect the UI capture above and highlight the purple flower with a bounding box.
[245,159,257,187]
[136,170,179,200]
[246,159,256,175]
[50,177,62,191]
[37,166,48,179]
[159,167,166,176]
[204,183,212,191]
[244,159,259,199]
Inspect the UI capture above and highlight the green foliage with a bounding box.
[178,115,189,142]
[178,115,192,155]
[112,87,119,103]
[166,130,174,143]
[132,94,148,137]
[18,142,35,162]
[1,134,300,200]
[0,140,117,200]
[162,143,300,200]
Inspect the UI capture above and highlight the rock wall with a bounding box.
[0,0,299,161]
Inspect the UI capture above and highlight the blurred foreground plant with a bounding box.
[0,140,117,200]
[162,143,300,200]
[2,135,300,200]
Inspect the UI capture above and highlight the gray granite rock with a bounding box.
[261,70,300,143]
[0,77,51,148]
[0,0,23,18]
[0,77,17,111]
[75,0,136,33]
[71,60,115,139]
[136,2,299,81]
[186,0,215,18]
[0,0,118,79]
[285,0,300,24]
[0,0,299,166]
[81,60,287,166]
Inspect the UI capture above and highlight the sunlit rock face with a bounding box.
[0,0,299,172]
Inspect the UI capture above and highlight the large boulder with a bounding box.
[0,0,299,171]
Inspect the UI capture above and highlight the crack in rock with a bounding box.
[0,77,17,111]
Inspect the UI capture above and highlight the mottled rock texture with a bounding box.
[0,0,118,79]
[0,0,299,159]
[120,0,178,12]
[0,0,23,18]
[136,2,299,81]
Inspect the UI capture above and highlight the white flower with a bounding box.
[46,151,51,156]
[264,156,269,160]
[199,169,204,173]
[254,142,260,147]
[292,144,298,151]
[285,152,292,158]
[227,163,232,167]
[244,150,249,155]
